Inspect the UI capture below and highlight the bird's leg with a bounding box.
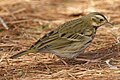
[105,59,118,69]
[56,56,70,66]
[59,58,69,66]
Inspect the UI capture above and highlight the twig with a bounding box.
[2,6,17,19]
[0,17,9,30]
[0,52,6,62]
[12,8,26,14]
[67,72,77,80]
[42,62,51,72]
[7,19,32,24]
[0,8,26,16]
[0,47,14,63]
[0,12,10,16]
[0,43,16,47]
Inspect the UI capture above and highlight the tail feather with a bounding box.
[10,49,35,59]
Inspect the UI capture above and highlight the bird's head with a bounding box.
[87,12,110,27]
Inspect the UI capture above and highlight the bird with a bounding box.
[10,12,115,68]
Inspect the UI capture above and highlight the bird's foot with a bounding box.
[105,59,119,69]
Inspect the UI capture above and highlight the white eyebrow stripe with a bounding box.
[95,15,104,19]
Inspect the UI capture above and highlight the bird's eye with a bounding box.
[100,19,104,22]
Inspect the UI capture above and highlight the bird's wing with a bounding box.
[58,18,91,42]
[49,32,92,49]
[65,33,92,42]
[30,18,91,50]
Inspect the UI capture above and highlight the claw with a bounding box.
[105,59,118,69]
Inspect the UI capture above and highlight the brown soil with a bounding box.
[0,0,120,80]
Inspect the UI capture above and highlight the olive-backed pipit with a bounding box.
[10,12,116,68]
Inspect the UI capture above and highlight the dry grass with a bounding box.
[0,0,120,80]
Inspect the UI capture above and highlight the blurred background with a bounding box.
[0,0,120,54]
[0,0,120,80]
[0,0,120,28]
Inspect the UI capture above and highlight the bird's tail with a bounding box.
[10,49,36,59]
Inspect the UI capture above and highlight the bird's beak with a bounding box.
[105,22,113,28]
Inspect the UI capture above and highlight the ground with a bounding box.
[0,0,120,80]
